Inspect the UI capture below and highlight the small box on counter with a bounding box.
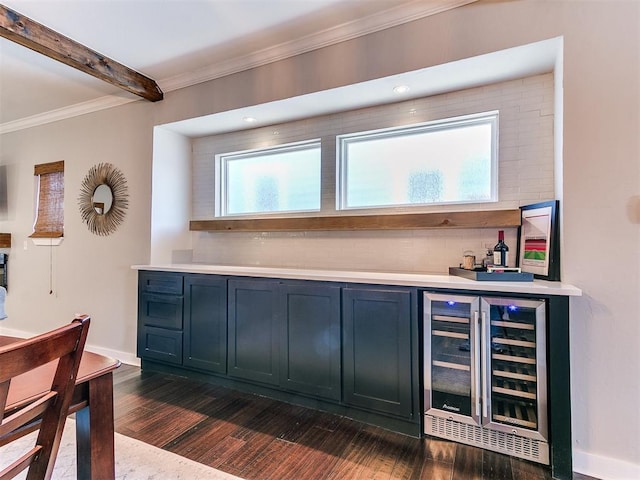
[449,267,534,282]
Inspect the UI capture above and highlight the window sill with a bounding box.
[189,209,521,232]
[31,237,64,246]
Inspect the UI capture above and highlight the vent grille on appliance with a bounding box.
[425,415,548,465]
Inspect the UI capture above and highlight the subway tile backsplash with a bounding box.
[189,74,553,273]
[191,228,520,273]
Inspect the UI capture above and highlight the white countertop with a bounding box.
[132,264,582,296]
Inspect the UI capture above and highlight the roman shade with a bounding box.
[30,160,64,239]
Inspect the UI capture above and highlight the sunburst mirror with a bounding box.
[78,163,129,236]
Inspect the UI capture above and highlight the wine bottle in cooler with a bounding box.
[493,230,509,266]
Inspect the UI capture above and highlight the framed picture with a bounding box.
[517,200,560,281]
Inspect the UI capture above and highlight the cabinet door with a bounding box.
[228,278,279,385]
[343,287,414,418]
[280,283,341,400]
[183,275,228,374]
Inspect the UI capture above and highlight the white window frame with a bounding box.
[215,139,321,217]
[336,111,499,211]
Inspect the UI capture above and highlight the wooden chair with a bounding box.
[0,315,90,480]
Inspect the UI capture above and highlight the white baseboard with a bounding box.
[84,344,140,367]
[574,449,640,480]
[0,325,140,366]
[0,326,38,339]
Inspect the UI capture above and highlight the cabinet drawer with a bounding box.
[139,293,183,329]
[138,326,183,365]
[139,271,183,295]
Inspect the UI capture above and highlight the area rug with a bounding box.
[0,419,243,480]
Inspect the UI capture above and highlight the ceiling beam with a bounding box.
[0,4,163,102]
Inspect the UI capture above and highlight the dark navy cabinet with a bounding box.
[226,279,342,398]
[279,282,341,401]
[184,275,227,374]
[137,271,421,436]
[342,286,418,420]
[227,278,279,385]
[137,271,184,365]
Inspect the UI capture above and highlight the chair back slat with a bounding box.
[1,447,41,479]
[0,392,56,438]
[0,316,89,480]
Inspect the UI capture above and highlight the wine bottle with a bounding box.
[493,230,509,267]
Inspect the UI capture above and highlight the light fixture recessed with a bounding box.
[393,85,410,94]
[243,116,257,123]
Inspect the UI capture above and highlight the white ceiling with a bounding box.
[0,0,558,137]
[0,0,479,131]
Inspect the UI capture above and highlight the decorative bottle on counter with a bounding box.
[493,230,509,266]
[482,249,494,269]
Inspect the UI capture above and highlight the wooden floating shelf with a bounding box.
[190,209,521,233]
[0,233,11,248]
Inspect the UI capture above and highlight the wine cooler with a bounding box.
[423,292,549,464]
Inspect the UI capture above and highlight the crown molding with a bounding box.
[160,0,478,92]
[0,95,135,135]
[0,0,477,134]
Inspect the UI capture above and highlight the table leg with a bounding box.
[75,372,115,480]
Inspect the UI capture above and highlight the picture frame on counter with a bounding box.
[517,200,560,281]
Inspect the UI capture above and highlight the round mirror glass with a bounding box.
[92,184,113,215]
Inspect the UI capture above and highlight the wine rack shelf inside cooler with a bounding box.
[492,397,538,429]
[430,313,472,399]
[431,314,471,371]
[493,352,536,365]
[493,362,537,382]
[493,381,537,400]
[489,301,541,433]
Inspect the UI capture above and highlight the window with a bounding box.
[217,140,321,217]
[31,160,64,238]
[337,112,498,210]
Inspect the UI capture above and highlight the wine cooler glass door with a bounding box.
[481,297,548,441]
[424,293,481,426]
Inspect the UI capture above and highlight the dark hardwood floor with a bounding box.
[112,364,597,480]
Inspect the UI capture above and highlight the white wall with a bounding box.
[150,126,192,264]
[0,1,638,478]
[0,102,155,363]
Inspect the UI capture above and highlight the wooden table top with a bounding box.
[1,335,121,410]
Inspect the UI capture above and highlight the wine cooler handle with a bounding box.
[481,309,489,419]
[473,310,481,419]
